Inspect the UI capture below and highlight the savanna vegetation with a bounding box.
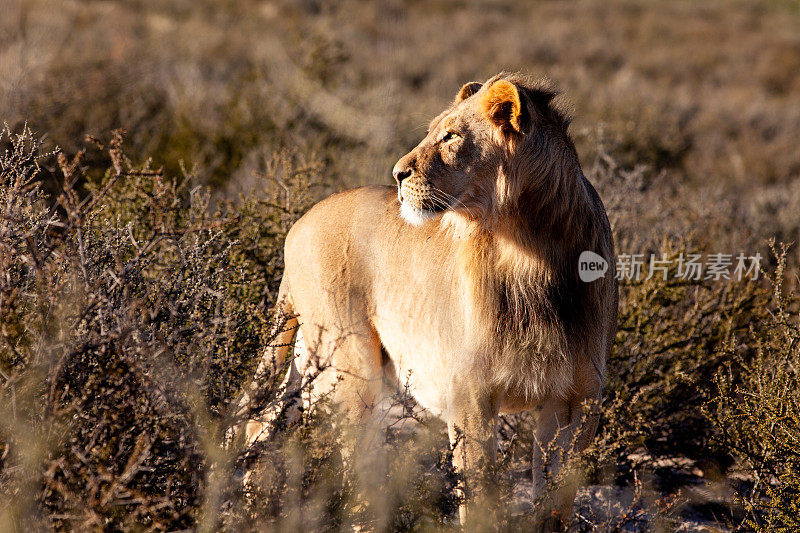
[2,0,800,530]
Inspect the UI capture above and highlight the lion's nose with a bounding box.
[393,166,412,185]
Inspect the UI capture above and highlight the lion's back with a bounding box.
[285,185,394,255]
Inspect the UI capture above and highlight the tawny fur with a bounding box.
[244,72,618,527]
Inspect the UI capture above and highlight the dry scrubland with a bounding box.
[2,0,800,530]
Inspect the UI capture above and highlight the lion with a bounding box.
[243,72,618,528]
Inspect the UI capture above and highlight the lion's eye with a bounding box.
[440,131,460,143]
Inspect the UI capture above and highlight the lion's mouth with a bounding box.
[398,187,451,211]
[397,182,453,225]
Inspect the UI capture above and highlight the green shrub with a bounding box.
[708,243,800,532]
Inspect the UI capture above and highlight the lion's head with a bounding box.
[392,73,576,227]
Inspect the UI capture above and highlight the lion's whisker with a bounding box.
[429,187,478,219]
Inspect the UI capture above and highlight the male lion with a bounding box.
[244,73,617,528]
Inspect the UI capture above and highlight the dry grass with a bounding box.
[2,0,800,531]
[4,0,800,190]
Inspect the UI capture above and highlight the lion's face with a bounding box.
[392,78,529,226]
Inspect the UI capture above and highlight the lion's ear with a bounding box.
[480,79,526,133]
[455,81,482,103]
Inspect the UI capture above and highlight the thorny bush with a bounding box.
[1,125,800,531]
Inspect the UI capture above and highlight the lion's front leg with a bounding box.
[327,328,389,525]
[446,392,498,527]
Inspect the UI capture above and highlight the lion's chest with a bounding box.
[373,293,546,420]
